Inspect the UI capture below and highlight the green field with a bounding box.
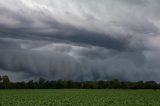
[0,89,160,106]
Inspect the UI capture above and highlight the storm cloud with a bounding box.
[0,0,160,81]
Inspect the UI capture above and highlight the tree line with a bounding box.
[0,75,160,89]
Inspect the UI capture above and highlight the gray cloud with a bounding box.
[0,0,160,81]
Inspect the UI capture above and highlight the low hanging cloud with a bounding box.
[0,0,160,81]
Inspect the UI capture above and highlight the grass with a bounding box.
[0,89,160,106]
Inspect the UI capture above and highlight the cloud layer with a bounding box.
[0,0,160,81]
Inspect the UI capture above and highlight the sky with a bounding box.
[0,0,160,82]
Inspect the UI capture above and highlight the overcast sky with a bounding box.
[0,0,160,81]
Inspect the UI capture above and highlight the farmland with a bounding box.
[0,89,160,106]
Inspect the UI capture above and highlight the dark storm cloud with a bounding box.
[0,43,151,81]
[1,1,160,45]
[0,26,131,51]
[0,0,160,81]
[0,0,158,51]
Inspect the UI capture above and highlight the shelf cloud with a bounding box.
[0,0,160,81]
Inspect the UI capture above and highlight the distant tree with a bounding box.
[97,81,106,89]
[55,80,64,89]
[120,82,127,89]
[49,81,56,89]
[1,75,160,89]
[2,75,10,89]
[136,81,144,89]
[0,75,2,89]
[27,80,35,89]
[15,82,26,89]
[0,75,2,82]
[145,81,158,90]
[39,78,46,84]
[66,80,73,88]
[108,79,120,89]
[38,78,46,89]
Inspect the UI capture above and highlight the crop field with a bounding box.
[0,89,160,106]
